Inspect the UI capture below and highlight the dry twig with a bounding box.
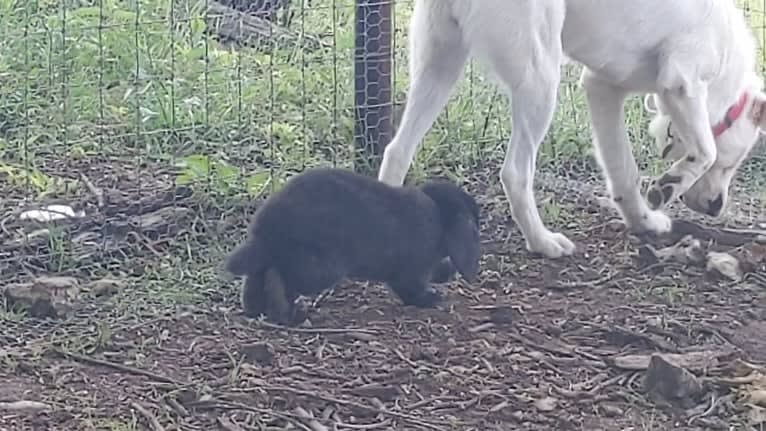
[130,401,165,431]
[54,349,187,386]
[230,384,452,431]
[79,172,105,208]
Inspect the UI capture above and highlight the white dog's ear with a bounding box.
[643,94,659,114]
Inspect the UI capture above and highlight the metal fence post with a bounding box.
[353,0,393,174]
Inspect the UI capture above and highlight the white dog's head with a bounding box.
[645,87,766,217]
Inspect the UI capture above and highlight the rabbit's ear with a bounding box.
[445,214,480,283]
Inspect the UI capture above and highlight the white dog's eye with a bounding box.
[648,114,685,161]
[665,122,674,140]
[661,123,684,159]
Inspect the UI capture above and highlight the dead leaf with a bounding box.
[706,251,743,281]
[748,389,766,407]
[749,406,766,425]
[741,243,766,273]
[534,396,558,412]
[736,372,766,414]
[640,235,706,267]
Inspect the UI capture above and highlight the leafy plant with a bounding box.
[175,153,284,197]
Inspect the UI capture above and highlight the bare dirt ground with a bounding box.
[1,156,765,431]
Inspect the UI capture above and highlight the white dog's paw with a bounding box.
[646,173,683,210]
[526,230,576,258]
[630,209,673,235]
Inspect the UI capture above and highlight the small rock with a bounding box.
[706,251,743,282]
[600,404,624,417]
[3,276,81,318]
[411,345,439,361]
[644,354,704,407]
[89,278,126,297]
[534,396,558,412]
[488,306,515,325]
[241,342,274,365]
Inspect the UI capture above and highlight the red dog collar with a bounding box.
[712,92,748,138]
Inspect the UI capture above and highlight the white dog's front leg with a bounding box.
[582,71,672,235]
[645,90,716,210]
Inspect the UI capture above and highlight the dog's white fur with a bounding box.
[377,0,766,258]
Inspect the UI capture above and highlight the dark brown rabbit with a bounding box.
[225,167,481,325]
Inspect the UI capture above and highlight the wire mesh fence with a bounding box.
[0,0,765,285]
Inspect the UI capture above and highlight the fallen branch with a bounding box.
[199,400,327,431]
[609,350,725,371]
[553,271,619,290]
[54,349,187,386]
[79,172,105,208]
[0,400,52,412]
[506,332,576,359]
[217,416,247,431]
[229,384,452,431]
[295,406,329,431]
[553,372,630,399]
[687,393,729,425]
[254,321,379,336]
[670,219,766,248]
[207,1,326,50]
[130,401,165,431]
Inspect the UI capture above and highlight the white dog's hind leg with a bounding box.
[500,81,576,258]
[490,16,575,258]
[377,1,468,186]
[581,70,672,234]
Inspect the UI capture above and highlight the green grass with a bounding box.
[1,0,765,191]
[0,0,764,282]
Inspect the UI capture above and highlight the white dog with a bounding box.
[377,0,766,258]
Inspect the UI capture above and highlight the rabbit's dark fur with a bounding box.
[225,167,481,325]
